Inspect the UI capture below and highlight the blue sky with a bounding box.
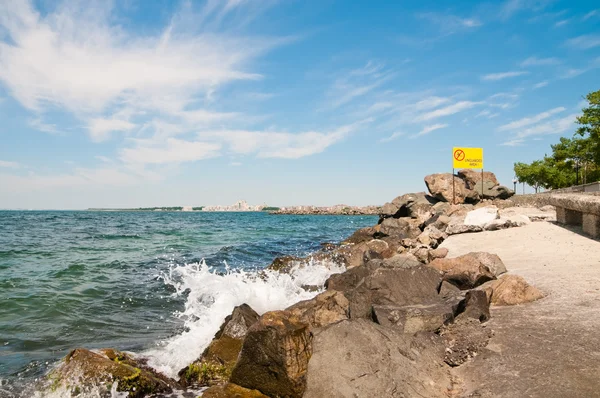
[0,0,599,209]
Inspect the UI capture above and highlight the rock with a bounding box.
[466,252,507,277]
[412,247,431,264]
[342,226,376,244]
[287,290,349,328]
[440,318,493,367]
[425,173,479,204]
[47,348,176,397]
[372,303,454,333]
[230,311,312,398]
[202,382,269,398]
[438,280,461,298]
[376,218,421,239]
[326,262,443,318]
[464,206,499,227]
[458,169,499,189]
[486,185,515,200]
[320,242,338,251]
[266,255,302,273]
[488,275,544,306]
[430,247,449,260]
[445,215,484,235]
[179,304,260,387]
[429,254,496,289]
[483,218,521,231]
[379,192,435,220]
[304,319,451,398]
[457,290,490,322]
[381,253,422,269]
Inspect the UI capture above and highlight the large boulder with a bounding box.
[304,319,451,398]
[287,290,349,328]
[179,304,260,387]
[372,303,454,333]
[376,218,421,239]
[425,173,479,204]
[428,254,498,289]
[326,262,443,318]
[230,311,312,398]
[342,226,377,244]
[456,290,490,322]
[467,252,507,276]
[463,206,499,227]
[47,348,176,397]
[457,169,514,199]
[486,275,544,306]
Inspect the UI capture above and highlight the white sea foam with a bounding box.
[145,258,345,378]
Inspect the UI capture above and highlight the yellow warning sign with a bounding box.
[453,147,483,169]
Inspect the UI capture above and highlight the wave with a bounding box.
[143,257,345,378]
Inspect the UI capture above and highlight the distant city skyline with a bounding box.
[0,0,599,209]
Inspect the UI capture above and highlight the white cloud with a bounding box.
[95,156,112,163]
[415,96,450,110]
[476,110,499,119]
[412,123,448,138]
[481,71,529,81]
[0,0,284,141]
[379,132,405,143]
[0,160,20,168]
[514,113,578,138]
[533,81,549,89]
[414,101,481,122]
[501,139,525,146]
[230,162,242,166]
[88,118,136,142]
[520,56,560,67]
[498,107,565,131]
[416,13,482,32]
[566,35,600,50]
[583,10,598,20]
[326,61,395,109]
[29,118,62,135]
[500,0,553,19]
[554,19,570,27]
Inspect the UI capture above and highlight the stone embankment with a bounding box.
[43,170,555,397]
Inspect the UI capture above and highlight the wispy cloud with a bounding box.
[414,101,481,122]
[500,0,554,19]
[514,114,578,138]
[554,19,571,27]
[416,12,482,33]
[583,10,598,20]
[0,160,20,169]
[533,81,549,89]
[412,123,448,138]
[501,138,525,146]
[326,61,395,109]
[498,107,565,131]
[29,118,62,135]
[379,131,405,143]
[481,71,529,81]
[476,110,499,119]
[520,56,560,67]
[566,35,600,50]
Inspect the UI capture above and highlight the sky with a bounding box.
[0,0,599,209]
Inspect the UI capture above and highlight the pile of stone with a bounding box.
[43,170,549,398]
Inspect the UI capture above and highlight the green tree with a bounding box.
[576,89,600,165]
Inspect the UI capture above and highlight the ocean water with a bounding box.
[0,211,376,397]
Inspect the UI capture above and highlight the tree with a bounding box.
[576,89,600,164]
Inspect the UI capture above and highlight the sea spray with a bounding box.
[145,258,345,378]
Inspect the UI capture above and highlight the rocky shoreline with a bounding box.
[270,204,381,215]
[42,170,553,397]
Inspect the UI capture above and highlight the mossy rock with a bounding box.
[179,360,232,388]
[202,382,269,397]
[48,348,176,397]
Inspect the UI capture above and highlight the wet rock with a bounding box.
[230,311,312,398]
[266,255,302,273]
[304,319,451,398]
[457,290,490,322]
[342,226,376,244]
[425,173,479,204]
[429,254,496,289]
[440,318,493,367]
[202,382,269,398]
[179,304,260,388]
[372,303,454,333]
[287,290,349,328]
[48,348,176,397]
[488,275,544,306]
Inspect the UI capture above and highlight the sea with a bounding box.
[0,210,377,397]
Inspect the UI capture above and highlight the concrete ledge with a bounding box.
[549,194,600,238]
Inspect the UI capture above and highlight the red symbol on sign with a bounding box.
[454,149,465,161]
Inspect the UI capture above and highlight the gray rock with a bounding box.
[372,303,454,333]
[304,319,451,398]
[377,217,421,239]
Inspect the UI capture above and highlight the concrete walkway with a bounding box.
[441,221,600,398]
